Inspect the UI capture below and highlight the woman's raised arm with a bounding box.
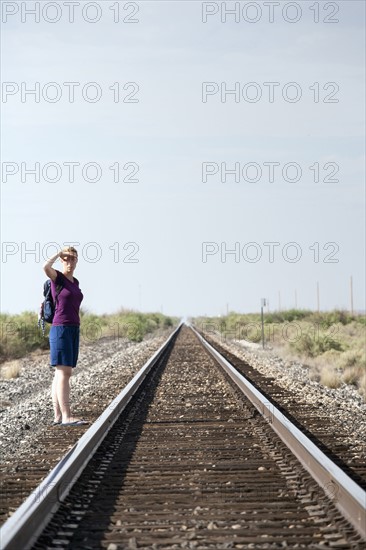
[43,251,61,282]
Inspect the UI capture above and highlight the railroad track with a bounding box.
[195,328,366,492]
[1,324,365,549]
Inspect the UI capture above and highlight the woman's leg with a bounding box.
[55,365,85,423]
[55,365,72,421]
[51,369,62,422]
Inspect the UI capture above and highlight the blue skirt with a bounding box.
[49,325,80,368]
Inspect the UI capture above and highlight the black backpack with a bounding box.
[38,280,63,335]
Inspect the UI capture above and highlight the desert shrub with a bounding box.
[320,367,342,389]
[290,333,344,358]
[307,310,356,328]
[163,316,173,328]
[265,309,312,324]
[0,311,47,362]
[1,360,21,379]
[336,349,366,370]
[342,366,364,386]
[358,372,366,399]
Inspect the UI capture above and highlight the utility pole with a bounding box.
[278,291,281,311]
[350,276,354,315]
[295,289,298,309]
[261,299,266,349]
[317,281,320,313]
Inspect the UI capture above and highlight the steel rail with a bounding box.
[0,322,183,550]
[190,324,366,540]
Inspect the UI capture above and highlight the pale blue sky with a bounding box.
[1,1,365,316]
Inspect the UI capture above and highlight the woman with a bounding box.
[43,246,88,426]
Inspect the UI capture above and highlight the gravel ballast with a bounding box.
[0,330,173,466]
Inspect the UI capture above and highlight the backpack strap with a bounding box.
[37,309,45,336]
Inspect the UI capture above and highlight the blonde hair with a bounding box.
[61,246,78,257]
